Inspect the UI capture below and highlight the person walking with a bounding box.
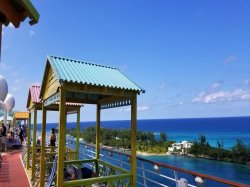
[50,128,56,146]
[0,123,7,151]
[19,125,24,147]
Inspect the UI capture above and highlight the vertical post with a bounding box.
[0,23,2,62]
[96,104,101,174]
[26,112,31,169]
[39,104,47,187]
[131,96,137,187]
[32,107,37,181]
[76,107,80,159]
[57,86,66,186]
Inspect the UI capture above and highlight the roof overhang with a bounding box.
[0,0,39,28]
[14,112,29,120]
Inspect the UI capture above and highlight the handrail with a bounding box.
[67,138,250,187]
[64,173,132,187]
[137,157,249,187]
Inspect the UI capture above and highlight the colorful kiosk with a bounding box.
[38,55,144,186]
[26,84,83,185]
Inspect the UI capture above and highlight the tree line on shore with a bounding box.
[66,126,174,154]
[190,135,250,165]
[67,127,250,165]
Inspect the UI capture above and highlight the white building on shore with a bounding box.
[168,141,193,154]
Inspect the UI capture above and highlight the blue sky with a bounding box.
[1,0,250,122]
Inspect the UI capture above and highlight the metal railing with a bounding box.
[66,137,250,187]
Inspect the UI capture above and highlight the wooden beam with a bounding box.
[64,83,139,97]
[96,104,101,175]
[26,112,31,169]
[31,106,37,181]
[98,95,129,105]
[66,97,97,104]
[76,108,80,159]
[57,85,66,186]
[0,23,2,62]
[131,96,137,187]
[39,104,47,187]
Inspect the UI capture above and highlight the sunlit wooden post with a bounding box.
[96,104,101,174]
[32,106,37,181]
[0,24,2,61]
[57,85,66,186]
[76,108,80,159]
[39,103,47,187]
[131,96,137,187]
[26,112,31,169]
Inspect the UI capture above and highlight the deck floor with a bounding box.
[0,149,30,187]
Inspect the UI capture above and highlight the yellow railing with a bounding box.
[61,159,132,187]
[29,146,77,186]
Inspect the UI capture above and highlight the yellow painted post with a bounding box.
[32,106,37,181]
[96,104,101,174]
[76,108,80,159]
[26,112,31,169]
[57,86,66,186]
[39,104,47,187]
[96,104,100,159]
[131,96,137,187]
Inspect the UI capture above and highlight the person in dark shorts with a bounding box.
[50,128,56,146]
[19,125,24,147]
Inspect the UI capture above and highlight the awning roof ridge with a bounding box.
[48,55,118,70]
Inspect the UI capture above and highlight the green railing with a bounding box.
[29,146,78,186]
[63,159,132,187]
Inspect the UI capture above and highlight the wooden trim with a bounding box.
[31,106,37,181]
[26,112,31,169]
[57,85,66,186]
[64,83,139,97]
[96,104,101,175]
[98,95,130,105]
[0,0,26,27]
[76,108,80,159]
[39,103,46,187]
[130,96,137,187]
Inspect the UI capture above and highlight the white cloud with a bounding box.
[244,79,250,86]
[14,79,22,84]
[192,89,250,104]
[11,86,22,91]
[160,83,166,91]
[138,106,149,111]
[118,65,128,72]
[211,82,221,89]
[29,30,35,36]
[0,63,9,71]
[119,105,149,112]
[224,55,237,64]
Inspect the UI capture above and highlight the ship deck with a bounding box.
[0,149,30,187]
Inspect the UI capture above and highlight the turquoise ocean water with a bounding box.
[36,116,250,185]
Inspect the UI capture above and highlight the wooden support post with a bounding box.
[31,106,37,181]
[57,86,66,186]
[26,112,31,169]
[39,104,46,187]
[131,96,137,187]
[95,104,101,174]
[76,108,80,159]
[0,23,2,62]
